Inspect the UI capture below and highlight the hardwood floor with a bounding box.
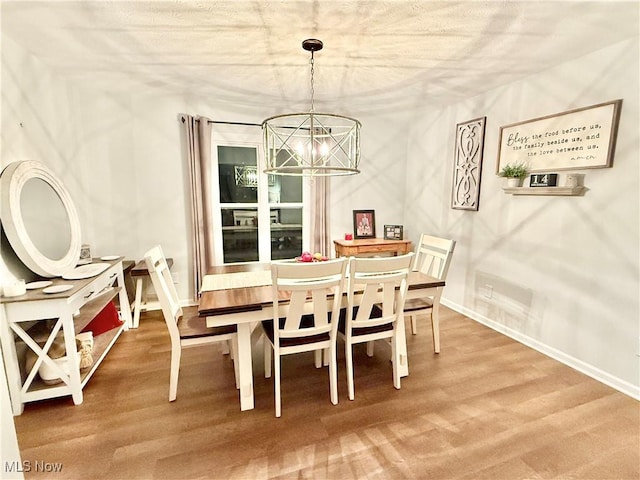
[13,306,639,479]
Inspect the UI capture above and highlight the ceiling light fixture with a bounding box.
[262,39,361,176]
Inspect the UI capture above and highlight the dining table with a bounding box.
[198,262,445,411]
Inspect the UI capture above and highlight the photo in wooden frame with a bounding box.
[353,210,376,239]
[497,99,622,173]
[384,225,404,240]
[451,116,486,211]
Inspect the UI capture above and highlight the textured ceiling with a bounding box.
[2,1,638,114]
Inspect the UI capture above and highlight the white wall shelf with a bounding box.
[502,186,587,196]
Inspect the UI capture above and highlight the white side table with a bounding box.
[0,258,132,415]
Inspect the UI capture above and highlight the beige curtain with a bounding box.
[180,114,214,300]
[310,176,331,257]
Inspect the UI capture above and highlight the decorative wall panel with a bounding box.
[451,116,486,211]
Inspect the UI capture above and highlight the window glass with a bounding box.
[212,136,308,264]
[270,208,302,260]
[267,150,302,203]
[278,176,302,203]
[222,207,259,263]
[218,146,258,203]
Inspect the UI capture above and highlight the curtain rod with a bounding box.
[182,116,262,127]
[207,120,262,127]
[205,119,304,131]
[186,117,302,131]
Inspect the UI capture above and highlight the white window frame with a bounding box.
[210,125,310,264]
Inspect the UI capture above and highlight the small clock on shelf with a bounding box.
[529,173,558,187]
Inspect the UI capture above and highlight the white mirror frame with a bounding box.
[0,160,82,277]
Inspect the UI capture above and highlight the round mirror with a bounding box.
[0,161,81,277]
[21,178,72,260]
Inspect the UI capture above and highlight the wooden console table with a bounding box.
[334,238,412,257]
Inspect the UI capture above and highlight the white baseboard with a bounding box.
[441,298,640,401]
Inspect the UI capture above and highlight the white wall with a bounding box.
[0,13,24,478]
[331,111,409,240]
[0,337,23,479]
[1,35,138,283]
[404,39,640,397]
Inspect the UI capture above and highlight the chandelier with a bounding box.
[262,39,361,176]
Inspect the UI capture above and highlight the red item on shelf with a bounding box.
[80,301,122,336]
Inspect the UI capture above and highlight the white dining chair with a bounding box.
[403,234,455,353]
[262,257,347,417]
[144,245,238,402]
[340,253,414,400]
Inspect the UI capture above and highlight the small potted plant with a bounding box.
[499,162,529,187]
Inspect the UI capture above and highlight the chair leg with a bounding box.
[323,347,329,367]
[314,349,322,368]
[221,340,230,355]
[346,342,355,401]
[274,351,281,417]
[410,315,418,335]
[366,340,374,357]
[431,313,440,354]
[329,343,338,405]
[391,333,401,390]
[231,336,240,390]
[264,340,272,378]
[169,344,181,402]
[250,322,264,345]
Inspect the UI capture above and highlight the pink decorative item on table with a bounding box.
[345,233,353,240]
[295,251,329,262]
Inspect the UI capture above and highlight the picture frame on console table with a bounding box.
[384,225,403,240]
[497,99,622,173]
[353,210,376,239]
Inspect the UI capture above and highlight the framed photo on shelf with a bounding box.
[353,210,376,239]
[384,225,403,240]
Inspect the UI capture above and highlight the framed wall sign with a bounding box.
[353,210,376,239]
[452,116,486,211]
[497,99,622,173]
[384,225,403,240]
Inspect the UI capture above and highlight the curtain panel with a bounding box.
[180,114,214,300]
[310,176,331,256]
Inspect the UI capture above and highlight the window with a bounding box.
[211,128,309,264]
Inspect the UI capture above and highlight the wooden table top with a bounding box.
[198,263,444,316]
[131,257,173,276]
[333,238,411,247]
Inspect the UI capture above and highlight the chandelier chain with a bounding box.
[309,52,315,113]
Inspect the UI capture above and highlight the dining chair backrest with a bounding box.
[144,245,182,343]
[144,245,239,402]
[270,258,348,345]
[412,234,456,281]
[346,253,414,331]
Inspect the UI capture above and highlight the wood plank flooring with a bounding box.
[13,306,639,479]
